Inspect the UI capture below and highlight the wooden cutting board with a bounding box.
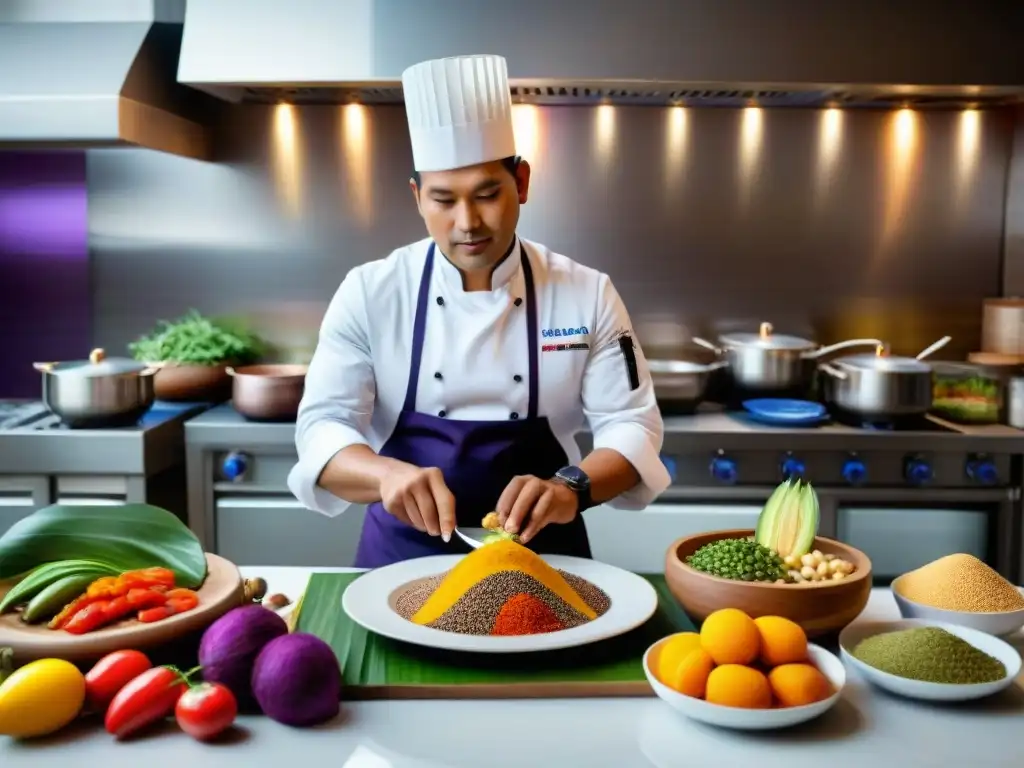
[293,572,695,700]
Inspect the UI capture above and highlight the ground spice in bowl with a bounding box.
[895,554,1024,613]
[851,626,1006,684]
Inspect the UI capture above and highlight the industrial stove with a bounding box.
[0,400,208,536]
[186,401,1024,584]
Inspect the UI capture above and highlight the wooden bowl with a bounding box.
[150,362,232,402]
[0,553,245,664]
[664,529,872,638]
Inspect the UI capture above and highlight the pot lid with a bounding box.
[648,360,717,374]
[719,321,817,351]
[37,348,149,377]
[836,352,932,373]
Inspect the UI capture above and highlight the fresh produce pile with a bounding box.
[851,626,1006,685]
[128,309,264,366]
[0,504,208,633]
[653,608,834,709]
[0,603,343,742]
[932,373,1001,423]
[894,553,1024,613]
[685,478,857,584]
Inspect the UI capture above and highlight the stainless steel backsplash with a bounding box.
[87,104,1014,362]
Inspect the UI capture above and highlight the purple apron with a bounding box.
[353,242,592,568]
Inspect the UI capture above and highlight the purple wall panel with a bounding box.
[0,151,91,398]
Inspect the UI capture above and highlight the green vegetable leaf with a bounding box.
[128,309,265,366]
[0,504,208,588]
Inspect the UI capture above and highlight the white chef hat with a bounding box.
[401,54,517,173]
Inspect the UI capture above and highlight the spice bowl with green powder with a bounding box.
[839,619,1021,702]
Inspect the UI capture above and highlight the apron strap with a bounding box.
[403,240,540,419]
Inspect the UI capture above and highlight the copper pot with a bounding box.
[227,364,308,421]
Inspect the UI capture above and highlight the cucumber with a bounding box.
[21,573,103,624]
[0,560,119,614]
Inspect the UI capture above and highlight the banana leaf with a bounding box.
[0,504,208,588]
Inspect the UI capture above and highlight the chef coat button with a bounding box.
[513,297,523,307]
[434,371,443,380]
[436,296,444,306]
[513,374,523,383]
[438,409,447,417]
[510,412,519,420]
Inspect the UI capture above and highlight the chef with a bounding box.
[288,54,671,568]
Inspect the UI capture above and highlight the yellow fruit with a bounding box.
[656,632,703,684]
[700,608,760,665]
[0,657,86,738]
[664,648,715,698]
[768,663,833,707]
[753,615,808,667]
[705,664,773,709]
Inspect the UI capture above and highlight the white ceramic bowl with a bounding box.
[839,618,1022,702]
[642,634,846,730]
[890,576,1024,637]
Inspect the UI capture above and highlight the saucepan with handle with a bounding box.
[693,321,884,392]
[648,359,728,414]
[818,336,952,420]
[227,364,308,422]
[33,348,158,428]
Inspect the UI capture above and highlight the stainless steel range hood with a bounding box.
[0,1,217,160]
[179,0,1024,109]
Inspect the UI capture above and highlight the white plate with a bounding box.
[454,527,491,549]
[890,577,1024,637]
[642,636,846,730]
[341,553,659,653]
[839,618,1022,701]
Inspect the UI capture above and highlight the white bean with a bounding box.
[801,565,816,580]
[816,561,830,577]
[801,554,816,568]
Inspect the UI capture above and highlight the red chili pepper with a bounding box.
[105,665,190,739]
[85,649,153,714]
[127,588,171,610]
[137,606,173,623]
[64,601,113,634]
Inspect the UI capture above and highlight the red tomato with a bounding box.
[105,666,187,739]
[85,649,153,714]
[175,682,237,741]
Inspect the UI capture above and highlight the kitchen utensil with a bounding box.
[648,359,725,413]
[891,577,1024,637]
[838,619,1021,702]
[981,298,1024,355]
[148,361,233,402]
[643,637,845,730]
[664,529,872,638]
[293,571,694,699]
[33,348,158,428]
[931,362,1005,425]
[341,554,658,653]
[454,527,495,549]
[227,364,308,421]
[0,553,244,664]
[693,322,883,391]
[741,398,826,422]
[818,336,952,421]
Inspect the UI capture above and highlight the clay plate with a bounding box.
[0,553,244,664]
[664,529,872,638]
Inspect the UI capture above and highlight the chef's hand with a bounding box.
[379,464,457,541]
[496,475,578,545]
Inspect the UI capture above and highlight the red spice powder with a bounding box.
[490,592,566,635]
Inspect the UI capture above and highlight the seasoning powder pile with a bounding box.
[852,627,1006,684]
[393,539,611,636]
[896,553,1024,613]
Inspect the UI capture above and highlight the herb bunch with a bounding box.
[128,309,264,366]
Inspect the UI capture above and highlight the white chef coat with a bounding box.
[288,236,671,517]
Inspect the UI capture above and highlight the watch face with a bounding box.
[558,466,588,488]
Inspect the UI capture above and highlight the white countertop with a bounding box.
[3,567,1023,768]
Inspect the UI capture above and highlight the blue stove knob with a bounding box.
[842,458,867,485]
[781,456,805,480]
[660,454,678,483]
[966,459,998,486]
[904,457,933,486]
[223,451,249,481]
[709,455,738,485]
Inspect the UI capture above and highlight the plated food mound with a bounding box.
[393,540,610,636]
[851,626,1006,684]
[894,553,1024,613]
[653,608,835,709]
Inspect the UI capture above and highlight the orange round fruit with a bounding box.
[768,663,833,707]
[700,608,760,665]
[705,664,772,709]
[655,632,703,685]
[664,648,715,698]
[753,615,808,667]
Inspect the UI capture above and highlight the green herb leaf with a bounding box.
[128,309,265,365]
[0,504,208,588]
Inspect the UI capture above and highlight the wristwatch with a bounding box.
[552,465,593,513]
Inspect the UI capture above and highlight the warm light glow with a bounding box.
[341,103,372,227]
[814,108,844,207]
[954,108,982,216]
[595,104,616,163]
[877,108,920,259]
[738,107,763,210]
[664,106,688,192]
[271,103,302,218]
[512,104,540,162]
[894,108,916,153]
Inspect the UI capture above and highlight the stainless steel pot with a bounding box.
[228,364,308,421]
[693,322,883,391]
[33,348,157,428]
[818,336,952,420]
[648,359,726,413]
